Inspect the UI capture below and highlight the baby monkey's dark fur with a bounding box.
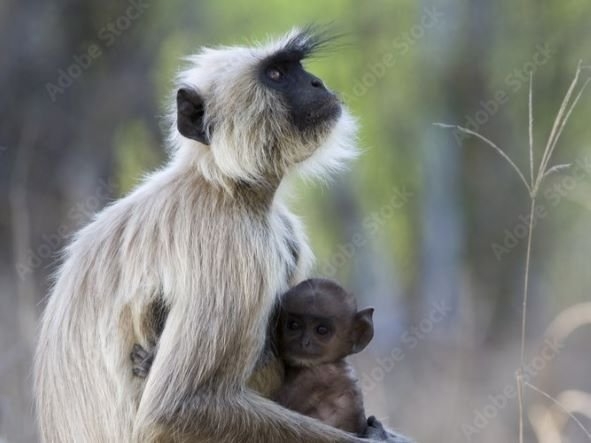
[275,278,375,436]
[131,278,377,437]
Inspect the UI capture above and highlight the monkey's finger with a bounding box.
[132,367,148,378]
[365,416,389,440]
[130,344,149,359]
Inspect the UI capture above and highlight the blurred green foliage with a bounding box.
[111,0,591,305]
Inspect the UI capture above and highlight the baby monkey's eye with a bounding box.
[287,320,301,330]
[315,325,330,336]
[266,66,283,81]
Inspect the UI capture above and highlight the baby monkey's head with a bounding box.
[278,278,374,368]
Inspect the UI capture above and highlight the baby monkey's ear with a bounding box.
[351,307,374,354]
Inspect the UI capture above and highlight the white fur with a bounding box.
[32,28,401,443]
[168,29,359,191]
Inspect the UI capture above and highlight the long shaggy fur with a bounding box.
[168,28,358,190]
[34,28,406,443]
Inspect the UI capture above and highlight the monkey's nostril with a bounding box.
[311,78,323,88]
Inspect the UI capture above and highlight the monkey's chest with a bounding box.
[274,213,302,287]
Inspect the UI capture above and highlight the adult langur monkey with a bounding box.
[34,28,411,443]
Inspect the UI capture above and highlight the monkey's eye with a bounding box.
[266,66,283,82]
[315,325,330,336]
[287,320,301,331]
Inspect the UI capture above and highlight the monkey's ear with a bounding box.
[177,88,210,145]
[351,307,374,354]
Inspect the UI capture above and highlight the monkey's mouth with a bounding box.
[293,95,341,132]
[305,96,341,125]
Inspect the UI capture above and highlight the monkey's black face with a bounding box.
[259,52,341,132]
[279,313,344,366]
[278,279,375,368]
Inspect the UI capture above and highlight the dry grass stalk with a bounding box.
[435,61,590,442]
[526,383,591,440]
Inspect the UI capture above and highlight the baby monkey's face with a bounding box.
[280,312,346,366]
[278,279,375,368]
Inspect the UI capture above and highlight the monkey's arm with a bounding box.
[131,294,409,443]
[247,300,285,398]
[130,342,285,399]
[129,330,285,398]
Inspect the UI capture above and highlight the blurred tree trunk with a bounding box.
[416,0,465,335]
[415,0,527,344]
[456,0,527,343]
[0,0,160,440]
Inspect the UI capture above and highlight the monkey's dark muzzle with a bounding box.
[299,96,341,130]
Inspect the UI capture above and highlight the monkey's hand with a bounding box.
[363,416,388,440]
[130,344,155,378]
[363,416,413,443]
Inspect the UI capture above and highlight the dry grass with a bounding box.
[435,61,591,442]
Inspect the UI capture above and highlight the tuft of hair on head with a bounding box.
[278,24,346,61]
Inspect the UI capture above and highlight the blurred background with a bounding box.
[1,0,591,442]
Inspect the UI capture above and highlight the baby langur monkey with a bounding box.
[131,278,383,438]
[274,278,378,437]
